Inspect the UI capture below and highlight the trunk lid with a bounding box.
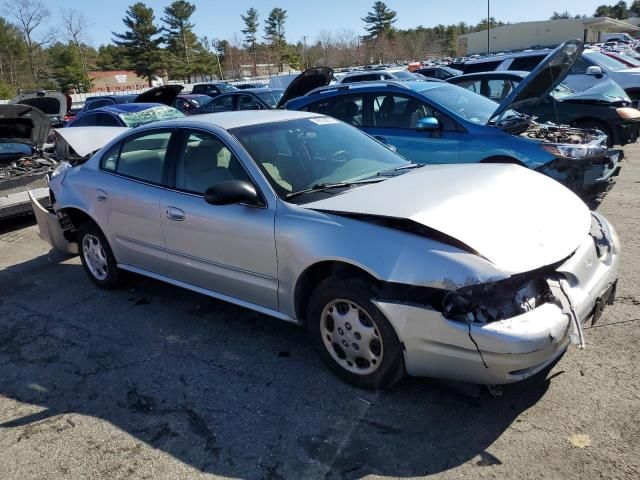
[134,85,183,106]
[277,67,333,108]
[0,104,51,148]
[9,91,67,125]
[303,164,591,274]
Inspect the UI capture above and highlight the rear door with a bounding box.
[160,128,279,309]
[362,93,461,164]
[95,128,175,275]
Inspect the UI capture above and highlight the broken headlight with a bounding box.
[442,277,552,324]
[541,144,606,160]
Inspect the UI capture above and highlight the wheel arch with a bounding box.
[57,206,104,244]
[293,260,380,323]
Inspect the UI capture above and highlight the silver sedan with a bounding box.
[32,110,619,389]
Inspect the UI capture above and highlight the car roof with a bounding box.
[304,80,446,97]
[138,110,318,131]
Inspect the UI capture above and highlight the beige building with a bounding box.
[458,17,639,56]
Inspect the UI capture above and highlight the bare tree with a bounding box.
[62,9,93,77]
[4,0,53,84]
[317,29,333,66]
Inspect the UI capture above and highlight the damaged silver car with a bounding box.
[31,111,619,389]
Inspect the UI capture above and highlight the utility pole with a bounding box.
[303,36,308,69]
[487,0,491,54]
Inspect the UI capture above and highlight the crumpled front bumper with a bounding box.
[375,220,620,385]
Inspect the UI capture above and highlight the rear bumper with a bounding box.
[0,187,50,219]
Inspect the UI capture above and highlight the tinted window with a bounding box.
[86,99,114,110]
[304,95,364,126]
[207,96,235,112]
[95,113,122,127]
[460,60,502,74]
[237,94,263,111]
[175,130,249,194]
[342,74,382,83]
[372,94,456,130]
[73,114,98,127]
[112,131,172,184]
[508,55,545,71]
[570,57,590,74]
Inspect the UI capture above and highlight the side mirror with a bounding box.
[416,116,441,132]
[586,66,604,78]
[204,180,261,206]
[385,143,398,153]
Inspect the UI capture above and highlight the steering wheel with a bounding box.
[328,150,352,162]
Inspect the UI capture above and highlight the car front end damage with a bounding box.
[374,212,619,385]
[518,123,622,191]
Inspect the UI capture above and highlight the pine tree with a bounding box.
[264,8,287,72]
[112,2,163,86]
[362,1,397,39]
[161,0,201,82]
[241,8,259,75]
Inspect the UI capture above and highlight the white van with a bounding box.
[600,33,635,44]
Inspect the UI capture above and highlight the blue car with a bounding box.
[285,41,620,193]
[65,103,184,128]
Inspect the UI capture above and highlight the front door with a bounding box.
[362,93,462,164]
[160,128,279,310]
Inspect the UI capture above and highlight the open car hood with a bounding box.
[9,91,67,118]
[277,67,333,108]
[302,164,591,274]
[0,104,50,148]
[492,39,584,122]
[55,126,129,158]
[135,85,183,106]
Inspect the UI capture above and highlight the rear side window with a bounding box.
[460,61,502,74]
[206,96,234,112]
[237,94,263,110]
[101,130,172,185]
[73,114,98,127]
[508,55,545,71]
[303,95,364,126]
[95,113,121,127]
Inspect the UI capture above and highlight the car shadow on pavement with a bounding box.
[0,254,553,479]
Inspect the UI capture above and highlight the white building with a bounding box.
[458,17,639,55]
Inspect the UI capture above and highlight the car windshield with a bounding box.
[118,105,185,128]
[255,90,284,108]
[421,85,499,125]
[585,51,628,71]
[231,117,412,202]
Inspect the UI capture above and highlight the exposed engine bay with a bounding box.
[0,153,57,188]
[520,123,605,146]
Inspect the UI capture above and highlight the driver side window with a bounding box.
[174,130,249,195]
[371,94,456,131]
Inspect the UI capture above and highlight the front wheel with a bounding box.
[78,222,120,289]
[306,278,405,390]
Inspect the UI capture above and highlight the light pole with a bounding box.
[487,0,491,54]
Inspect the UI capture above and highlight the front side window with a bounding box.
[304,95,364,126]
[371,94,456,130]
[174,130,249,194]
[237,95,263,111]
[231,117,411,200]
[420,85,499,125]
[206,96,235,112]
[486,79,515,101]
[109,130,172,184]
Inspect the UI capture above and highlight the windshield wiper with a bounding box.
[378,162,424,175]
[286,178,384,200]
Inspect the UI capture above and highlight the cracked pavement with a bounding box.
[0,146,639,479]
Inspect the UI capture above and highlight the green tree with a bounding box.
[162,0,203,82]
[595,5,611,16]
[241,7,259,75]
[442,25,458,56]
[611,1,630,18]
[96,44,131,71]
[48,42,92,91]
[0,17,30,91]
[362,1,397,39]
[112,2,163,86]
[550,11,572,19]
[264,7,287,72]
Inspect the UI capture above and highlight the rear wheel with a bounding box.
[573,119,614,148]
[78,222,120,289]
[306,277,404,390]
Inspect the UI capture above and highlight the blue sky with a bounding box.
[38,0,606,46]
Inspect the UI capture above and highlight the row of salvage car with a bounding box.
[0,40,622,390]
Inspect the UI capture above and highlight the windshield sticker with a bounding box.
[310,117,340,125]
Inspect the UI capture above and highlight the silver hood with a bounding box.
[303,164,591,274]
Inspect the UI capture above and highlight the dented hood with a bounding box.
[302,164,591,274]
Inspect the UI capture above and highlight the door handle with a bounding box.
[166,206,185,221]
[96,189,108,202]
[374,135,388,144]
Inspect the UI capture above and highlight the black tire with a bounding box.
[573,119,614,148]
[78,222,120,289]
[306,277,405,390]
